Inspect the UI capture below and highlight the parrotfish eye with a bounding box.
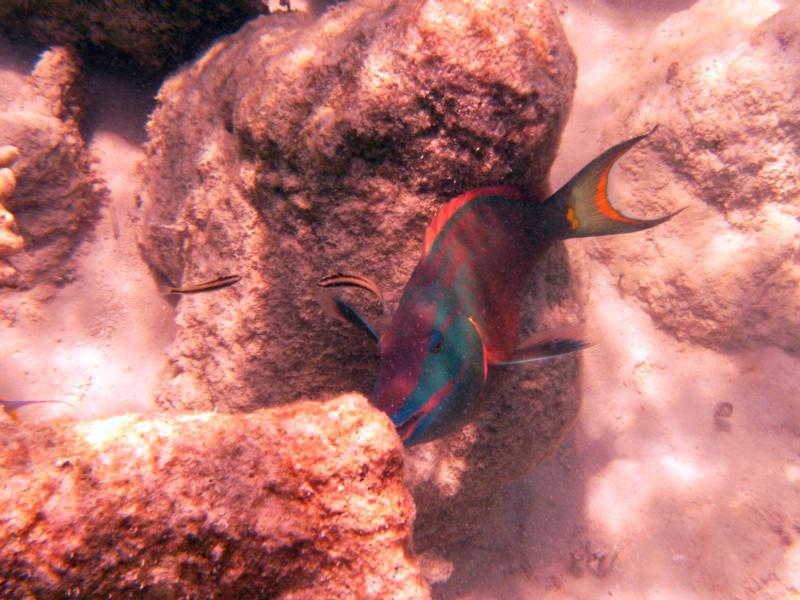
[428,330,444,354]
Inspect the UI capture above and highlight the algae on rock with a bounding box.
[0,394,429,598]
[0,0,263,75]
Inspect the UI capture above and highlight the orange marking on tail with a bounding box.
[594,150,641,224]
[566,207,579,231]
[467,316,489,384]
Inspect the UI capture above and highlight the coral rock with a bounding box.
[596,4,800,353]
[0,46,104,289]
[0,150,24,279]
[0,394,429,599]
[139,0,579,550]
[0,1,263,76]
[0,145,20,167]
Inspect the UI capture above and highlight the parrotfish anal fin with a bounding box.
[316,273,387,343]
[488,326,589,366]
[549,126,684,239]
[422,186,524,258]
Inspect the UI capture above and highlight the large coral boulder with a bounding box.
[0,394,428,598]
[138,0,578,549]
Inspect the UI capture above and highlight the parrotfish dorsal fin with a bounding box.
[422,186,524,258]
[547,127,684,239]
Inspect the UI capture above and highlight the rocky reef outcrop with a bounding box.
[0,394,428,599]
[138,0,579,550]
[0,1,264,76]
[0,46,103,290]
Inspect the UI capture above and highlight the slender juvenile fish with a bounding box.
[318,274,387,312]
[110,206,121,240]
[318,129,682,446]
[168,274,241,294]
[0,399,76,422]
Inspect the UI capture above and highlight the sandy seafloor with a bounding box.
[437,1,800,598]
[0,61,172,420]
[1,0,799,598]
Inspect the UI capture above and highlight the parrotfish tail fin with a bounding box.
[316,273,387,344]
[545,127,684,239]
[488,326,590,366]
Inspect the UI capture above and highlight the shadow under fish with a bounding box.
[318,129,683,446]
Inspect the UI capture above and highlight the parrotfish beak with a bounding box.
[374,356,424,423]
[395,412,422,442]
[374,355,437,446]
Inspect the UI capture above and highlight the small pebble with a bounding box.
[0,168,16,198]
[0,145,20,167]
[714,401,734,419]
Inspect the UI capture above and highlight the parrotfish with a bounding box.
[318,130,681,446]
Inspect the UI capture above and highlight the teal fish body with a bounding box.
[319,130,681,446]
[376,187,546,444]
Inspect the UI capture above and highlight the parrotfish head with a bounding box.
[374,297,487,446]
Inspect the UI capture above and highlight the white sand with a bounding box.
[0,71,174,421]
[438,1,799,598]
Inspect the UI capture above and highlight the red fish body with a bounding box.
[319,130,680,446]
[376,188,547,443]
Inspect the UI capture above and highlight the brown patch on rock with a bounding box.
[138,0,579,550]
[0,46,104,291]
[0,394,429,598]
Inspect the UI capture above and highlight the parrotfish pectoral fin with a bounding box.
[488,327,589,366]
[547,127,684,239]
[317,273,388,316]
[316,274,387,343]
